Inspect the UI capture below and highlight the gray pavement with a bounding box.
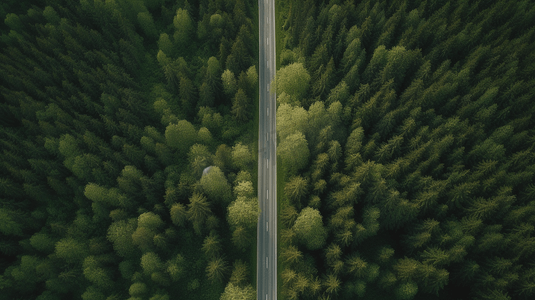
[257,0,277,299]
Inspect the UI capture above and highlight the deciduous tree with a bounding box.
[278,132,310,175]
[200,166,232,204]
[275,63,311,101]
[293,207,327,250]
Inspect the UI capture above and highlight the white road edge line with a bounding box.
[267,107,269,116]
[267,189,269,199]
[267,158,269,169]
[267,221,269,232]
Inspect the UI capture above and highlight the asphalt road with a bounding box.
[257,0,277,299]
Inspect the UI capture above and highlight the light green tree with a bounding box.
[82,256,113,289]
[129,282,148,298]
[293,207,327,250]
[277,92,300,107]
[138,212,163,231]
[166,254,185,281]
[132,226,156,253]
[200,166,232,204]
[284,176,308,209]
[188,193,211,235]
[141,252,164,275]
[228,196,260,230]
[202,232,222,259]
[246,65,258,90]
[107,218,138,258]
[326,81,350,106]
[232,225,251,251]
[234,180,255,198]
[170,203,187,226]
[157,33,174,56]
[276,103,308,141]
[278,132,310,175]
[324,273,341,295]
[222,69,237,96]
[395,281,418,300]
[188,143,213,176]
[274,63,310,100]
[393,257,421,282]
[81,286,105,300]
[165,120,196,153]
[197,127,213,145]
[229,260,249,286]
[232,142,253,170]
[173,8,193,49]
[220,283,256,300]
[206,257,229,283]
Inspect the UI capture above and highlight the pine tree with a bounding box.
[188,192,211,235]
[281,245,303,265]
[206,257,229,283]
[284,176,309,209]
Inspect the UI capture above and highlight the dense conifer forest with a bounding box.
[274,0,535,300]
[2,0,535,299]
[0,0,259,299]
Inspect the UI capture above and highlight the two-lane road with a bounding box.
[257,0,277,299]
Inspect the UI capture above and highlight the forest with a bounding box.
[0,0,259,299]
[274,0,535,300]
[2,0,535,300]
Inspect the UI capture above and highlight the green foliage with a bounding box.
[3,0,535,299]
[278,131,310,175]
[165,120,196,153]
[188,143,212,176]
[173,8,193,49]
[232,88,251,122]
[137,12,157,39]
[0,208,23,236]
[81,286,105,300]
[141,252,164,275]
[30,232,56,253]
[82,256,113,289]
[284,176,308,208]
[107,218,138,258]
[233,180,255,198]
[222,69,237,96]
[206,257,229,283]
[220,283,256,300]
[395,281,418,300]
[43,6,60,25]
[274,63,311,101]
[129,282,148,297]
[55,238,89,264]
[170,203,187,226]
[231,142,253,170]
[200,166,232,204]
[227,196,259,230]
[187,192,211,235]
[293,207,327,250]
